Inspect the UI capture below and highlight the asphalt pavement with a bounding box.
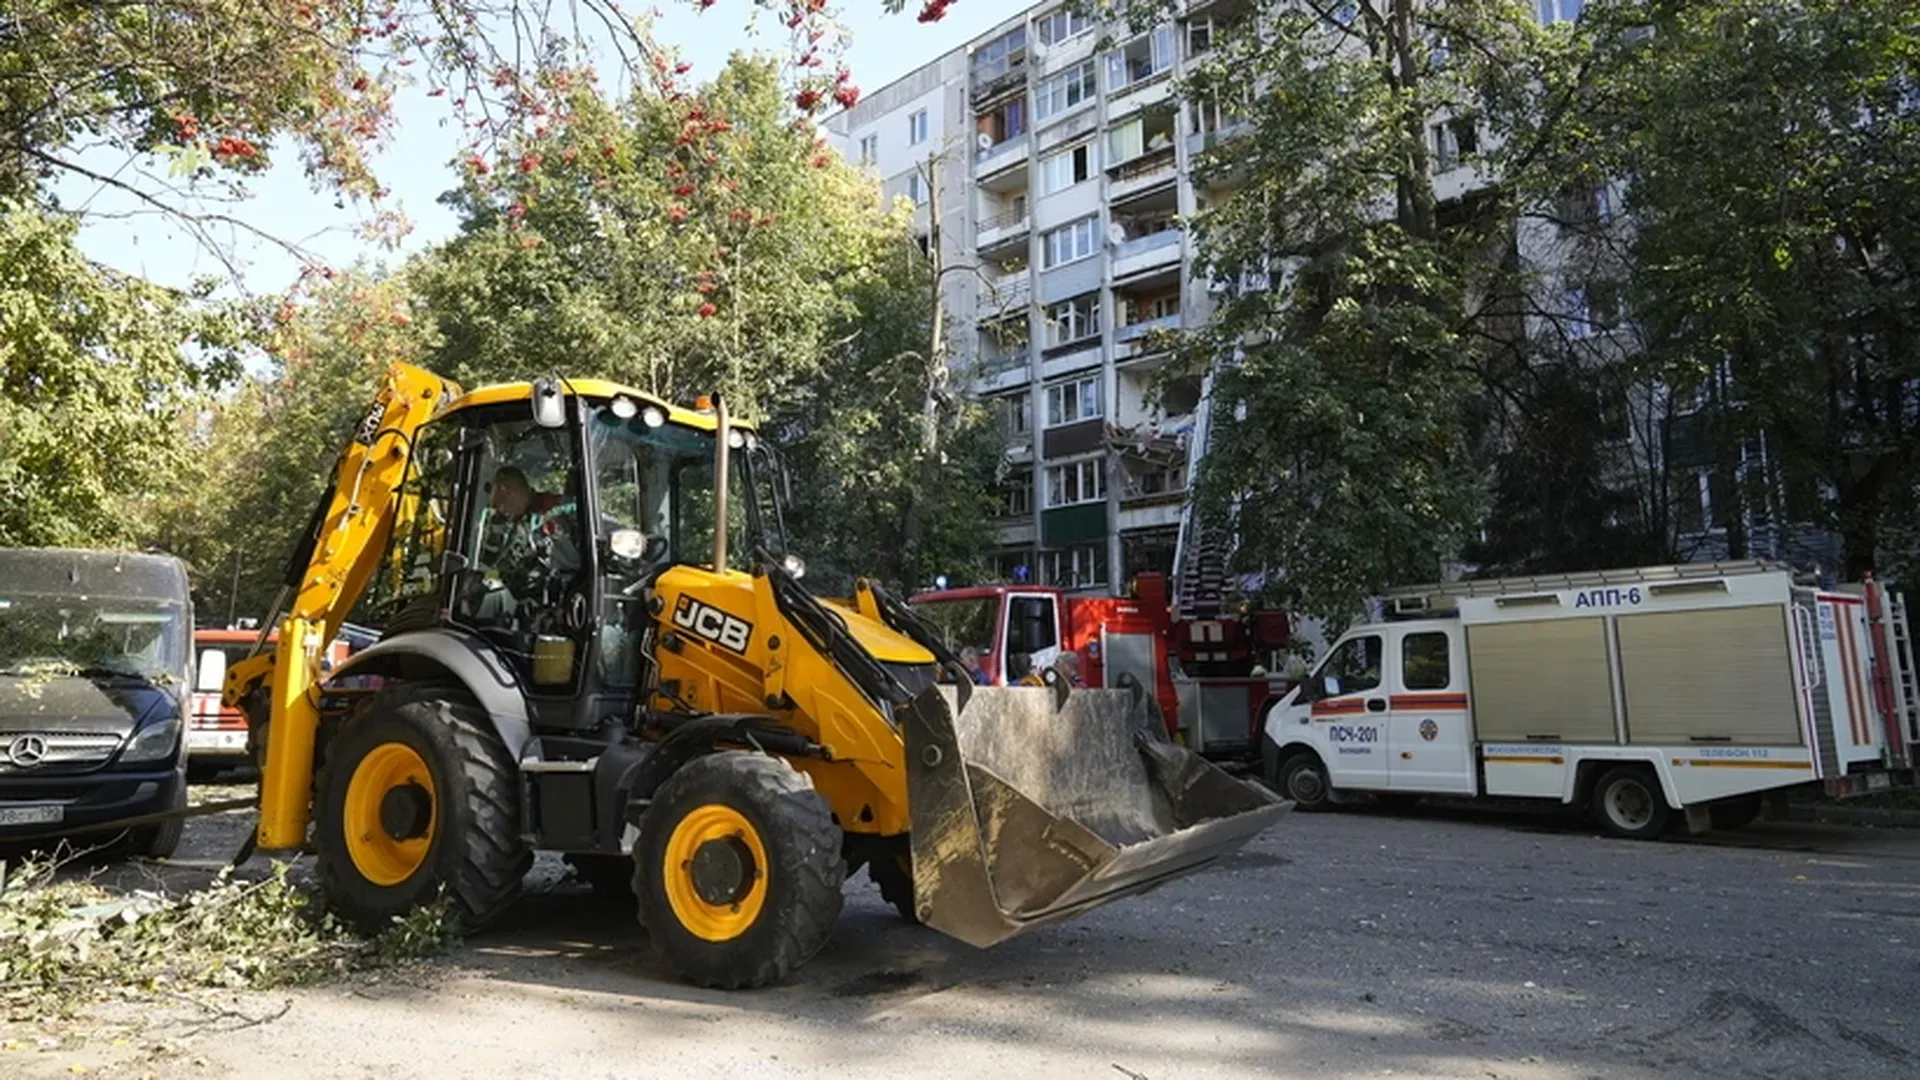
[11,790,1920,1079]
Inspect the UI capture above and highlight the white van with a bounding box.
[1259,561,1919,838]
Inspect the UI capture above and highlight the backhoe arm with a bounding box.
[224,361,459,850]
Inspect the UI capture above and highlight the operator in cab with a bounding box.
[472,464,581,626]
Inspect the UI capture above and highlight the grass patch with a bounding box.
[0,854,458,1017]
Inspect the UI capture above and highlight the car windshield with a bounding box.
[911,597,999,657]
[0,595,186,681]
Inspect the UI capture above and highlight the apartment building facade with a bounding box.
[825,0,1825,598]
[827,2,1241,597]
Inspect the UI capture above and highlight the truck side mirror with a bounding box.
[1320,674,1342,698]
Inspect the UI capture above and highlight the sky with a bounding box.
[68,0,1029,298]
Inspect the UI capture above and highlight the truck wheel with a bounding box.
[1591,767,1671,840]
[1278,753,1334,812]
[867,843,920,924]
[1709,793,1763,831]
[635,752,845,989]
[314,683,531,933]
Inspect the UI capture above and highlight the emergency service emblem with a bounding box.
[1419,719,1438,742]
[672,595,753,655]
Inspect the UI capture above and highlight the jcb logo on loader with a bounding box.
[673,596,752,654]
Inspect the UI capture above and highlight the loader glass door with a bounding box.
[453,418,589,691]
[585,404,755,686]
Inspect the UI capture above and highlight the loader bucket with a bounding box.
[900,681,1289,949]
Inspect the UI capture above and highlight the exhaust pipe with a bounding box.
[712,393,729,572]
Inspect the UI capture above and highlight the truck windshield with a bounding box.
[911,597,999,657]
[0,596,186,681]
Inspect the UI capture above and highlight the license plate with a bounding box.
[0,804,64,827]
[189,731,248,752]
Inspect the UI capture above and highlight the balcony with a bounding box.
[976,207,1030,254]
[974,137,1029,179]
[974,348,1031,393]
[1115,312,1181,359]
[1112,228,1182,280]
[978,274,1031,316]
[1109,151,1177,202]
[971,29,1029,107]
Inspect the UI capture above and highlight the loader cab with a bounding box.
[366,383,782,732]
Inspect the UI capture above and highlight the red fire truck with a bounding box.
[907,571,1293,758]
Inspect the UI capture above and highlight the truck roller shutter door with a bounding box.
[1467,617,1616,744]
[1615,605,1800,745]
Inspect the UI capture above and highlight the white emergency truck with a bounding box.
[1259,561,1919,838]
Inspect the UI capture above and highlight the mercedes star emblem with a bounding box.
[6,734,49,767]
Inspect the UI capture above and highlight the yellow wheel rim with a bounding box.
[343,742,438,887]
[661,804,768,942]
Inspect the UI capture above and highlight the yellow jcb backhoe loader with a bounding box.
[224,361,1286,988]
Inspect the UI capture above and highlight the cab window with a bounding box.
[1401,632,1451,691]
[1316,634,1382,696]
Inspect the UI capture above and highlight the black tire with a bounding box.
[313,683,531,933]
[132,774,187,859]
[1709,793,1763,831]
[1590,767,1672,840]
[867,842,920,924]
[567,853,639,907]
[1277,752,1334,812]
[635,752,845,990]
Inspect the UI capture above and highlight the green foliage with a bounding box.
[416,56,892,405]
[0,201,244,550]
[1465,362,1668,574]
[777,240,1001,593]
[1577,0,1920,577]
[0,858,456,1015]
[1177,2,1547,619]
[154,270,430,622]
[413,54,995,591]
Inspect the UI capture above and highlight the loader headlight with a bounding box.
[120,716,182,764]
[782,553,807,580]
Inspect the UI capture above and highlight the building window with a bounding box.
[1045,375,1103,427]
[858,134,878,165]
[999,469,1033,518]
[977,98,1027,149]
[908,109,929,145]
[1042,544,1108,589]
[1038,141,1096,195]
[1042,216,1099,268]
[1034,60,1098,123]
[1674,469,1709,534]
[906,172,929,206]
[1044,294,1101,348]
[1432,117,1479,171]
[1187,16,1217,56]
[1124,460,1186,498]
[1107,110,1175,166]
[1107,26,1175,92]
[1538,0,1585,25]
[1122,290,1180,326]
[1036,7,1094,46]
[1044,457,1106,507]
[972,26,1028,81]
[995,391,1031,436]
